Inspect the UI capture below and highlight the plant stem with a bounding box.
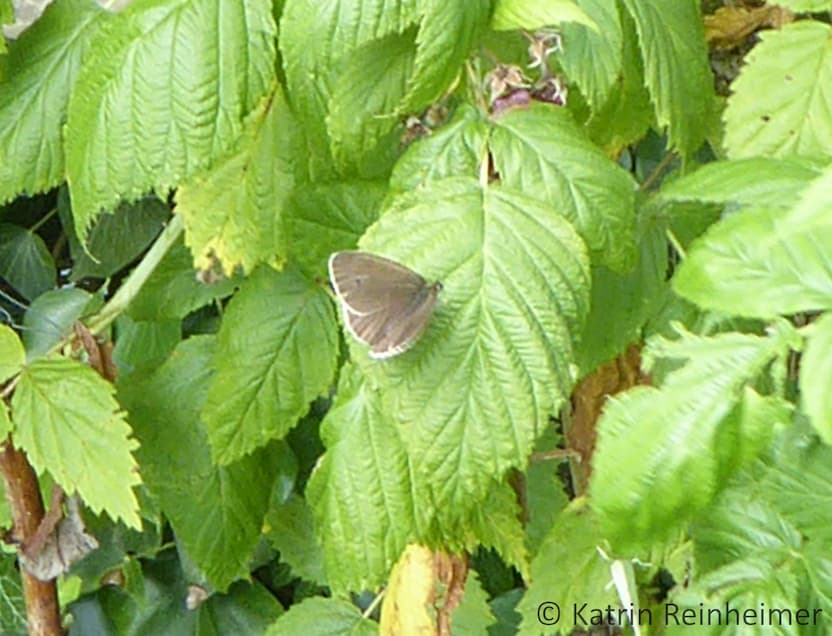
[0,441,61,636]
[29,207,59,234]
[84,213,183,337]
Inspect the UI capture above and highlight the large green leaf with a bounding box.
[176,84,296,275]
[112,316,181,379]
[356,178,590,524]
[619,0,714,156]
[0,0,107,203]
[65,0,277,237]
[202,266,338,464]
[305,365,415,594]
[0,223,55,300]
[724,21,832,160]
[590,326,793,550]
[557,0,622,110]
[265,597,377,636]
[490,103,637,271]
[11,358,141,527]
[120,336,284,590]
[280,0,422,178]
[22,287,98,359]
[673,166,832,318]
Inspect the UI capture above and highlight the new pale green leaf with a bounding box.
[451,572,496,635]
[120,337,284,591]
[203,266,338,464]
[801,313,832,445]
[659,158,823,208]
[723,21,832,160]
[11,358,141,527]
[264,494,326,585]
[490,104,637,271]
[590,327,793,549]
[306,365,416,594]
[177,84,296,274]
[65,0,277,237]
[0,0,107,203]
[359,178,590,525]
[674,166,832,318]
[619,0,714,156]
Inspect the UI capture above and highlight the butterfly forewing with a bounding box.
[328,251,428,316]
[328,251,441,358]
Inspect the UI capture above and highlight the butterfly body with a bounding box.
[328,251,441,358]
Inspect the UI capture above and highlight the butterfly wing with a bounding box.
[343,283,440,358]
[328,251,428,316]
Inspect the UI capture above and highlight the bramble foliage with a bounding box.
[0,0,831,634]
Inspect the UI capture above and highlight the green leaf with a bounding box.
[264,494,326,585]
[0,401,10,440]
[673,166,832,318]
[0,323,24,384]
[491,0,594,31]
[120,336,285,591]
[452,571,496,635]
[112,316,181,379]
[22,287,99,360]
[203,266,338,464]
[403,0,492,110]
[772,0,832,9]
[265,597,377,636]
[619,0,714,156]
[490,103,637,271]
[659,158,824,208]
[127,239,238,322]
[801,314,832,445]
[557,0,622,110]
[285,180,385,277]
[359,178,590,524]
[0,0,108,204]
[59,193,169,281]
[516,502,617,636]
[389,104,489,193]
[590,327,793,550]
[525,452,570,556]
[583,7,652,151]
[280,0,422,179]
[723,21,832,160]
[0,552,26,635]
[576,217,667,375]
[65,0,277,237]
[326,31,417,169]
[69,550,283,635]
[468,481,529,579]
[176,84,296,275]
[0,223,55,300]
[11,358,141,528]
[306,365,415,594]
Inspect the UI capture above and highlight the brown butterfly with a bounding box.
[328,251,442,359]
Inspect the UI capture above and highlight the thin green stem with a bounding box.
[362,588,385,620]
[84,213,184,337]
[666,228,686,261]
[29,207,59,234]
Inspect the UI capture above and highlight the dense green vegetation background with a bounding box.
[0,0,831,633]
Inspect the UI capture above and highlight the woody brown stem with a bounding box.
[0,440,62,635]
